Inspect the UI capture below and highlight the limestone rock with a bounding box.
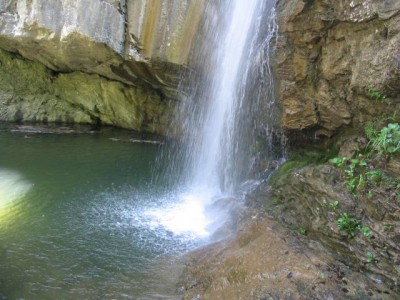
[0,49,169,133]
[276,0,400,137]
[0,0,125,74]
[0,0,206,98]
[126,0,205,65]
[0,0,207,130]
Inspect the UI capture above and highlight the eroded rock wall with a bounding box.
[0,49,168,133]
[0,0,206,130]
[276,0,400,137]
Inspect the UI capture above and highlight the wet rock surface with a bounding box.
[180,214,396,299]
[181,144,400,299]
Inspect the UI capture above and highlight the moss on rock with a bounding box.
[0,49,170,133]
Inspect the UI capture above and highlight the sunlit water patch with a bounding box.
[0,169,32,208]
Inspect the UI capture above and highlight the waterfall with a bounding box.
[151,0,281,239]
[189,0,279,193]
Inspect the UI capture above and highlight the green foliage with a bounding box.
[366,251,378,264]
[337,213,361,238]
[298,227,308,235]
[368,123,400,156]
[360,226,374,239]
[345,121,400,197]
[331,156,368,193]
[330,156,348,168]
[365,122,376,142]
[365,170,383,185]
[334,212,374,240]
[323,200,340,211]
[348,177,357,193]
[367,87,386,101]
[329,200,340,210]
[365,114,397,142]
[344,158,366,179]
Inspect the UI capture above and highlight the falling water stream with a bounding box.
[160,0,280,238]
[0,0,280,299]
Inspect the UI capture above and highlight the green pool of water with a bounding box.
[0,125,198,299]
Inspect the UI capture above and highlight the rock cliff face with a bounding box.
[1,0,399,135]
[276,0,400,137]
[0,49,168,132]
[0,0,206,131]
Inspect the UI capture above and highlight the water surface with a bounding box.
[0,125,203,299]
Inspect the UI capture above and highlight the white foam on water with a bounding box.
[144,189,219,238]
[0,168,32,210]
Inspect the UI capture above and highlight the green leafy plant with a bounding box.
[337,213,361,238]
[298,227,308,236]
[360,226,374,239]
[330,157,348,168]
[368,87,386,101]
[348,178,357,193]
[330,156,370,193]
[369,123,400,156]
[329,200,340,210]
[365,170,383,185]
[365,114,397,143]
[345,158,368,193]
[366,251,378,264]
[343,158,366,172]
